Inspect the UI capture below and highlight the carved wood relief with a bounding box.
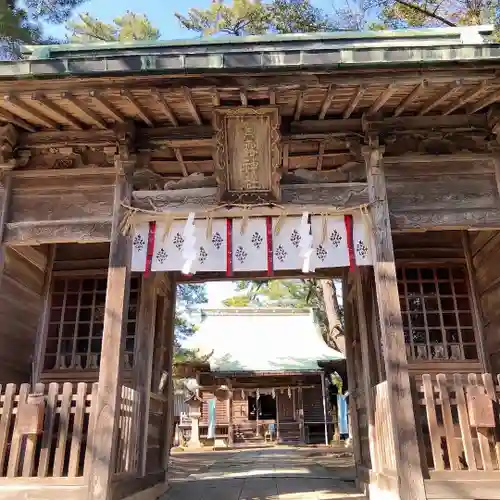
[214,106,281,204]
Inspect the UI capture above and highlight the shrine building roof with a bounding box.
[182,307,344,374]
[0,25,494,79]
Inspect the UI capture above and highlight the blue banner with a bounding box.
[207,398,216,439]
[337,394,348,435]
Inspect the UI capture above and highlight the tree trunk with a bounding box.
[320,279,345,354]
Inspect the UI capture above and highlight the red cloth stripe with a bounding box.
[145,220,156,277]
[266,216,273,276]
[226,218,233,277]
[344,214,355,271]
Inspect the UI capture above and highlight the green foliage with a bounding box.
[0,0,85,57]
[175,0,335,36]
[175,0,269,36]
[68,11,160,42]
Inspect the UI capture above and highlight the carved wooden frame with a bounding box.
[213,106,281,204]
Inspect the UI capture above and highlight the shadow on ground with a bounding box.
[162,447,366,500]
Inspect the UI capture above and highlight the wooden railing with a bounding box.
[416,373,500,472]
[115,385,140,475]
[0,382,97,478]
[373,381,397,474]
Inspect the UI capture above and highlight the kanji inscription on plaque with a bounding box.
[214,106,281,204]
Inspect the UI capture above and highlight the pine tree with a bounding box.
[68,11,160,42]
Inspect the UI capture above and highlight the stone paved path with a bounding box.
[162,447,365,500]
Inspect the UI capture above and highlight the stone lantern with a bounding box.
[185,392,203,448]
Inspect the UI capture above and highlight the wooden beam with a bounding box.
[418,80,461,116]
[31,93,83,129]
[89,91,125,123]
[291,113,488,136]
[87,167,134,500]
[132,182,369,213]
[183,87,202,125]
[269,88,276,105]
[318,85,336,120]
[294,91,304,121]
[61,92,108,129]
[468,87,500,114]
[134,274,159,475]
[3,94,58,128]
[4,219,111,245]
[442,82,487,115]
[366,84,395,116]
[151,90,178,127]
[282,143,289,172]
[393,81,427,117]
[120,89,154,127]
[174,148,189,177]
[343,86,365,120]
[0,171,12,280]
[364,138,426,500]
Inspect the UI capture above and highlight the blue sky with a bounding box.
[45,0,336,40]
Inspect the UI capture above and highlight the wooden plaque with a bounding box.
[16,393,45,435]
[467,386,495,428]
[214,106,281,204]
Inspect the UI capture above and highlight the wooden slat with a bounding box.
[53,382,73,476]
[22,382,45,477]
[453,373,477,470]
[0,384,15,474]
[436,374,461,471]
[83,382,99,479]
[68,382,87,477]
[422,374,445,471]
[38,382,59,477]
[469,373,493,470]
[482,373,500,468]
[7,383,30,477]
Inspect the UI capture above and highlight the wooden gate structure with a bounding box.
[0,23,498,500]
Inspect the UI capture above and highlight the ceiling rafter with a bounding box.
[31,93,83,129]
[61,91,108,129]
[294,91,305,121]
[393,81,427,117]
[183,87,202,125]
[316,142,325,171]
[418,80,462,116]
[318,85,336,120]
[3,94,57,129]
[367,84,396,116]
[0,106,35,132]
[467,87,500,115]
[151,90,178,127]
[441,82,487,116]
[120,89,154,127]
[174,148,189,177]
[89,90,125,123]
[343,86,366,119]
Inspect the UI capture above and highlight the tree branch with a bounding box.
[393,0,457,26]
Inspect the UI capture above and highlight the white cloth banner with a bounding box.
[131,215,372,273]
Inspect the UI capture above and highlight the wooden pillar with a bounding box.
[354,270,379,473]
[320,373,328,445]
[33,245,56,383]
[87,162,134,500]
[134,274,159,476]
[226,378,234,447]
[364,138,426,500]
[342,271,362,466]
[162,274,176,474]
[462,231,489,372]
